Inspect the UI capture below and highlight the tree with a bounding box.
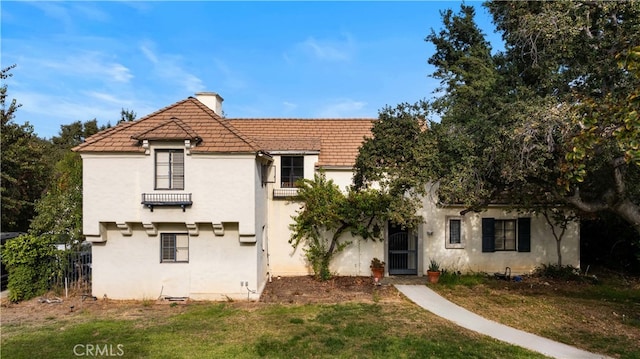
[30,119,107,246]
[355,2,640,239]
[51,119,106,150]
[1,65,53,231]
[29,151,83,247]
[290,172,419,280]
[119,108,136,123]
[487,1,640,234]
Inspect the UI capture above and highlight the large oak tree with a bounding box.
[354,2,640,237]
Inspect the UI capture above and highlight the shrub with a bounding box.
[1,233,58,302]
[438,270,487,286]
[534,264,581,281]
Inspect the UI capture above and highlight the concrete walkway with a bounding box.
[395,285,613,359]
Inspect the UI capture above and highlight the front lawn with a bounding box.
[2,301,545,359]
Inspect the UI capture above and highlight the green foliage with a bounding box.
[1,233,58,302]
[533,264,582,281]
[119,108,136,123]
[29,152,84,247]
[290,172,419,280]
[51,119,108,150]
[355,2,640,238]
[1,65,54,231]
[428,259,440,272]
[438,271,487,287]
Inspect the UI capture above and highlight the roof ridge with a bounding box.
[131,116,200,141]
[188,97,262,152]
[228,118,376,121]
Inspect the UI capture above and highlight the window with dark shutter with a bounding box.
[518,218,531,252]
[482,218,495,252]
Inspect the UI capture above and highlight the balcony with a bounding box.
[141,193,192,212]
[273,188,299,199]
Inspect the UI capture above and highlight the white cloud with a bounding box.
[283,101,297,112]
[213,58,247,90]
[289,33,356,63]
[317,99,368,118]
[139,41,205,93]
[302,37,350,61]
[85,91,133,105]
[140,43,159,64]
[33,51,133,84]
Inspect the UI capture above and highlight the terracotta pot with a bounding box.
[371,267,384,281]
[427,270,441,284]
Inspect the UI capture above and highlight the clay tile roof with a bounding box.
[72,96,375,167]
[131,117,200,142]
[229,119,375,167]
[73,98,260,153]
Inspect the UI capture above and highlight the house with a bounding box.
[73,92,580,301]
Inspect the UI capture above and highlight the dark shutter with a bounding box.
[518,217,531,252]
[482,218,495,252]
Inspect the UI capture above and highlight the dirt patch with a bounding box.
[260,275,401,304]
[0,276,401,326]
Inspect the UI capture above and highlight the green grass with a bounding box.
[2,302,548,359]
[431,271,640,359]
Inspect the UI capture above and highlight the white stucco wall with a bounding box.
[420,201,580,275]
[81,143,266,300]
[266,159,382,277]
[82,146,258,238]
[92,223,260,301]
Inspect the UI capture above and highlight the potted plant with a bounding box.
[427,258,441,283]
[370,257,385,282]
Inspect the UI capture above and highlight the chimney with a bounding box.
[195,92,224,116]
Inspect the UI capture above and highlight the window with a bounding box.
[161,233,189,262]
[445,217,465,249]
[494,220,516,250]
[281,156,304,188]
[155,150,184,190]
[482,218,531,253]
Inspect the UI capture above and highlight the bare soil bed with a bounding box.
[0,276,399,326]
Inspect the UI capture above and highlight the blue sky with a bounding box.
[2,1,500,139]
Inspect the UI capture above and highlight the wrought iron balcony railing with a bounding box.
[141,193,192,212]
[273,188,299,199]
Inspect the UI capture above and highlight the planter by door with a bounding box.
[427,270,440,284]
[371,267,384,282]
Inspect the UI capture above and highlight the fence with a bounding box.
[50,247,92,297]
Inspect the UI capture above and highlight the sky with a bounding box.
[1,1,501,139]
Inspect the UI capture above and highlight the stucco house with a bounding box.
[73,92,579,301]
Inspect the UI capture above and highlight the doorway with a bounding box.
[387,223,418,275]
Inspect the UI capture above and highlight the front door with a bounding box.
[388,223,418,275]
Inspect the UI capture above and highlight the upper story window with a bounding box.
[281,156,304,188]
[155,150,184,190]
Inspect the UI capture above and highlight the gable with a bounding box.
[72,98,260,154]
